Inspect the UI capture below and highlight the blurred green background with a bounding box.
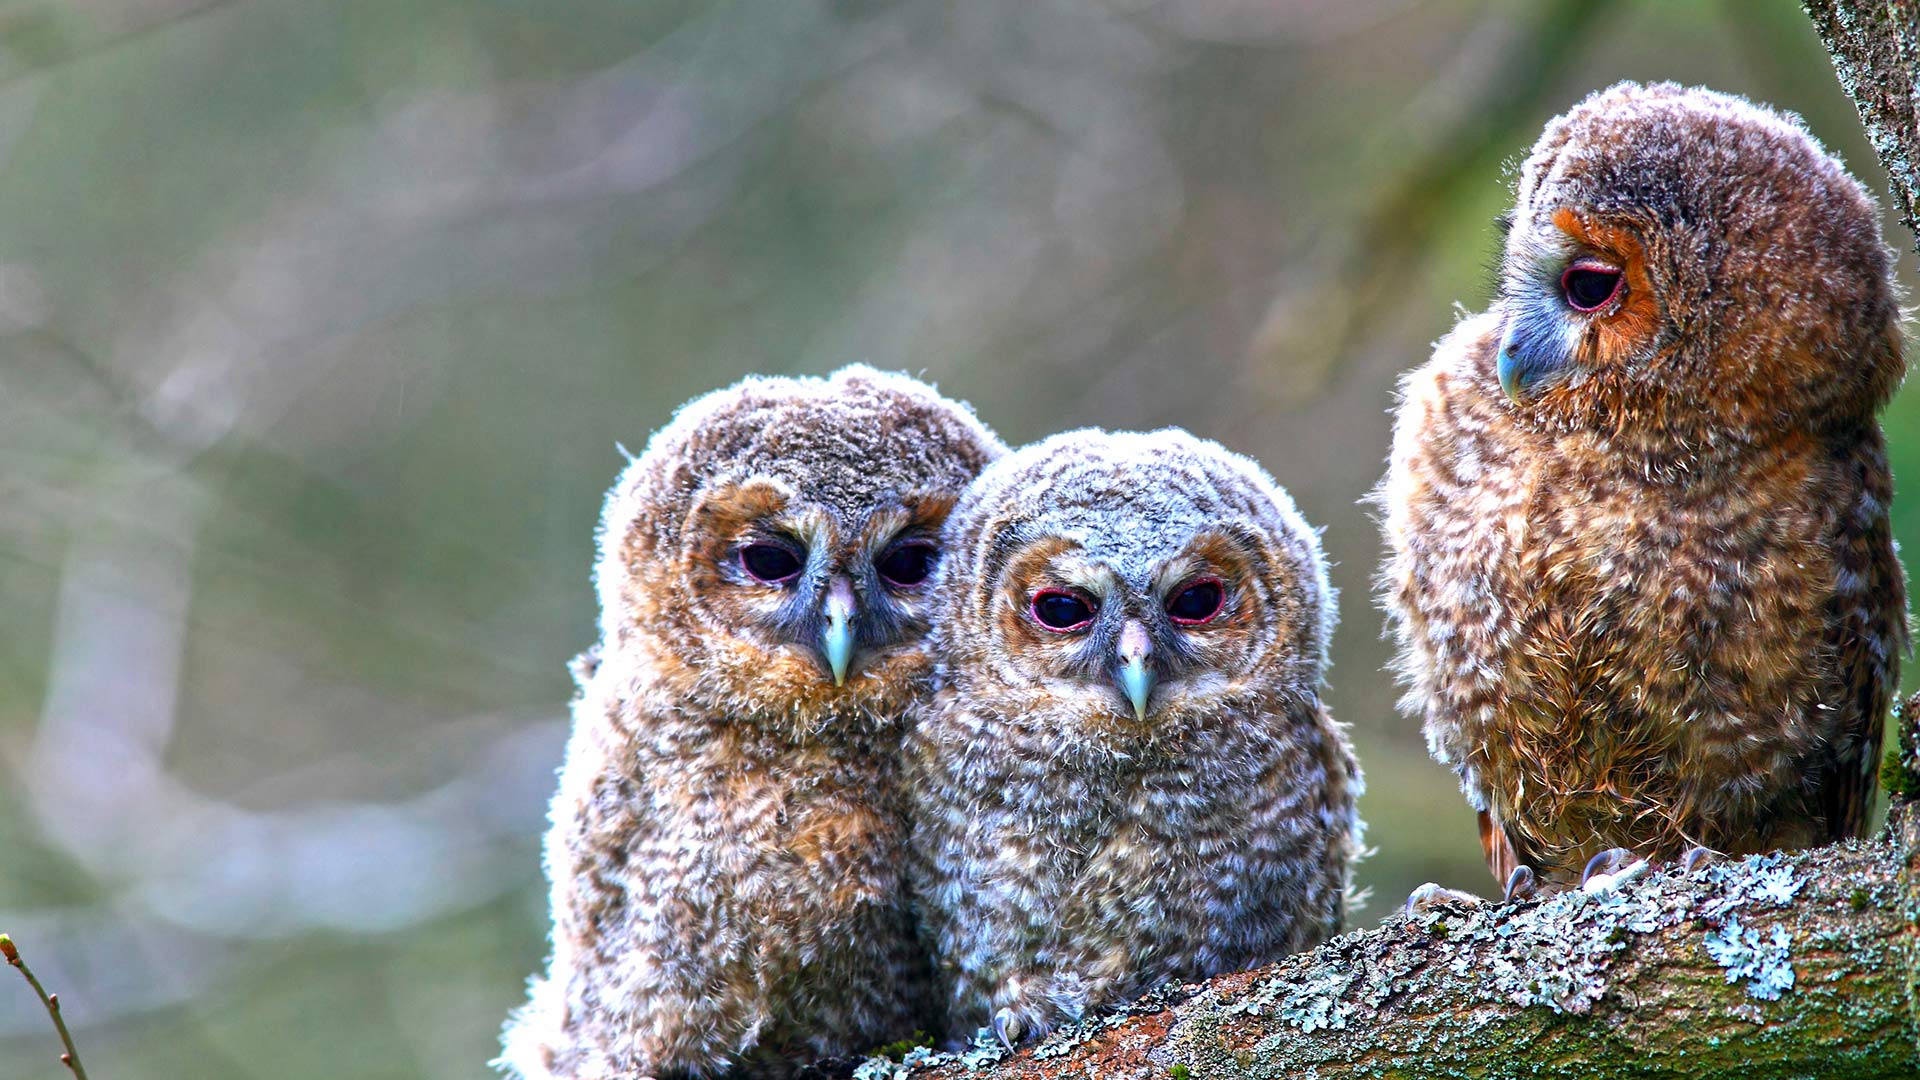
[1,1,1915,1077]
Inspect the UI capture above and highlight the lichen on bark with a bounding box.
[871,819,1919,1080]
[1804,1,1920,251]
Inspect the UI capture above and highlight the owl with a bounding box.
[500,366,1006,1079]
[1377,81,1908,898]
[908,428,1363,1047]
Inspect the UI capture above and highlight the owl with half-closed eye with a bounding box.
[500,365,1006,1079]
[908,428,1363,1047]
[1378,81,1907,899]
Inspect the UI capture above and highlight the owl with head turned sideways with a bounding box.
[499,365,1006,1080]
[908,428,1363,1048]
[1377,81,1908,898]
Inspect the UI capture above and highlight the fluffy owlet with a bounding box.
[501,366,1006,1079]
[909,428,1363,1046]
[1378,82,1908,895]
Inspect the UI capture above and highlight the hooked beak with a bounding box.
[1495,312,1578,403]
[822,575,855,686]
[1496,342,1527,403]
[1114,619,1155,723]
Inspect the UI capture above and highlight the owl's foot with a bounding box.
[991,1007,1025,1050]
[1503,865,1539,902]
[1403,881,1483,917]
[1680,846,1726,874]
[1580,848,1650,894]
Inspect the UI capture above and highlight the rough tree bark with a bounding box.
[1806,0,1920,822]
[1805,1,1920,250]
[877,816,1918,1080]
[861,9,1920,1078]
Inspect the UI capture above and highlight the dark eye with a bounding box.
[1560,262,1622,312]
[1030,589,1097,632]
[740,542,803,584]
[1166,578,1225,625]
[876,540,937,588]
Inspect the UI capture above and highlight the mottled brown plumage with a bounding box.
[1377,82,1908,888]
[910,429,1362,1046]
[501,366,1005,1078]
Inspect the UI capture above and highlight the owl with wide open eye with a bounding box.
[908,427,1362,1048]
[1377,81,1906,904]
[501,365,1005,1080]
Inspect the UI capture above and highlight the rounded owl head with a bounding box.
[597,365,1005,732]
[1495,81,1902,438]
[934,428,1333,751]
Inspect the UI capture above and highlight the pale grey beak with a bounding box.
[1115,618,1154,722]
[822,575,855,686]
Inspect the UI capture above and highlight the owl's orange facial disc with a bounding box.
[1497,209,1657,403]
[1554,211,1659,366]
[692,481,955,691]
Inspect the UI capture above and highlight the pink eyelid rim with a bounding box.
[739,542,802,584]
[1029,588,1096,632]
[1560,260,1624,312]
[1167,575,1226,625]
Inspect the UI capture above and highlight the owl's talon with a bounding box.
[1680,846,1726,874]
[1404,882,1482,917]
[1580,848,1647,894]
[1502,865,1538,902]
[991,1008,1024,1050]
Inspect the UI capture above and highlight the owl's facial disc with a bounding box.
[1498,208,1656,404]
[1020,555,1235,725]
[735,501,950,686]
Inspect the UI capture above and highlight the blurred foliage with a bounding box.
[0,1,1914,1077]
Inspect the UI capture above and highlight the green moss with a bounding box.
[1849,888,1871,912]
[867,1031,932,1060]
[1879,748,1912,799]
[1171,1064,1191,1080]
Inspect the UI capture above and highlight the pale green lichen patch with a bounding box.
[1029,1023,1092,1060]
[1694,854,1805,917]
[883,840,1904,1080]
[1478,886,1651,1014]
[1224,964,1356,1032]
[854,1028,1010,1080]
[1026,987,1176,1060]
[958,1029,1011,1070]
[1749,865,1804,906]
[1701,916,1796,1001]
[1389,851,1806,1018]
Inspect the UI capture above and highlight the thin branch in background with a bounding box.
[1,934,92,1080]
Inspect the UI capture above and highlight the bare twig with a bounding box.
[2,934,92,1080]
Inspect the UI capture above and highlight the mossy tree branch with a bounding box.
[883,814,1920,1080]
